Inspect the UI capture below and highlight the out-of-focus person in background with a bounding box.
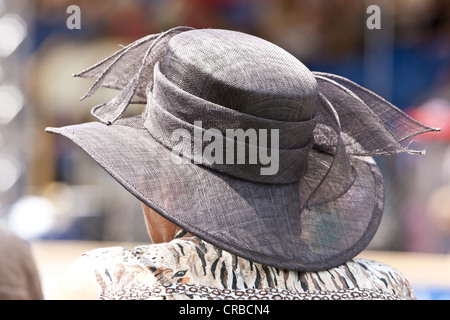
[0,228,43,300]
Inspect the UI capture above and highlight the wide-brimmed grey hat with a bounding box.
[46,27,437,271]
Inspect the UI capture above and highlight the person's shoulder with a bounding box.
[348,258,416,299]
[351,257,406,277]
[48,252,101,300]
[49,245,148,300]
[81,245,134,261]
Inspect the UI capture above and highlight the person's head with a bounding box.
[142,203,180,244]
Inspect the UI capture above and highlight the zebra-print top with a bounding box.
[83,231,416,300]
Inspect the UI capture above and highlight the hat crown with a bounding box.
[159,29,317,122]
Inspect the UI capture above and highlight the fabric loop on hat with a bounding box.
[299,93,356,207]
[78,26,195,124]
[313,72,438,156]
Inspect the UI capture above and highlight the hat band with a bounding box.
[143,64,317,184]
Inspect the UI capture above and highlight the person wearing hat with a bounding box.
[47,27,437,300]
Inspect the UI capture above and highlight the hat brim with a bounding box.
[46,114,383,272]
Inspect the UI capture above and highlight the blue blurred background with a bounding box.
[0,0,449,299]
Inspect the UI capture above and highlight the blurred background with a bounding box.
[0,0,449,299]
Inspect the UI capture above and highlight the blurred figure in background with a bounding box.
[0,228,43,300]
